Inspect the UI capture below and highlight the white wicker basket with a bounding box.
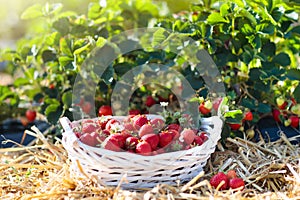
[60,115,223,189]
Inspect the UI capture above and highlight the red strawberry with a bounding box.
[101,136,121,152]
[82,123,100,134]
[181,129,196,145]
[159,131,173,147]
[227,170,237,180]
[133,115,149,130]
[210,172,229,190]
[167,129,180,140]
[80,132,104,147]
[199,101,212,115]
[101,129,111,136]
[276,97,288,110]
[123,123,137,133]
[243,111,253,121]
[82,119,95,124]
[129,109,141,115]
[97,117,110,129]
[98,105,113,116]
[192,135,204,146]
[272,109,281,122]
[228,123,242,130]
[199,132,208,141]
[229,178,245,190]
[167,123,182,132]
[141,133,159,150]
[289,115,299,128]
[138,124,154,137]
[145,96,156,107]
[150,118,165,131]
[125,136,139,150]
[26,110,36,122]
[136,141,152,155]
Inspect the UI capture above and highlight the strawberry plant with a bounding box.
[1,0,299,142]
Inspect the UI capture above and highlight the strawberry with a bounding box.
[199,131,208,141]
[228,123,242,130]
[272,109,281,122]
[167,129,180,140]
[97,117,110,129]
[227,169,237,180]
[82,123,100,134]
[181,129,196,145]
[167,123,182,132]
[210,172,229,190]
[150,118,165,132]
[125,136,139,150]
[81,102,92,114]
[133,115,149,129]
[229,178,245,190]
[291,104,300,116]
[276,97,288,110]
[243,111,253,121]
[141,133,159,150]
[138,124,154,137]
[136,141,152,155]
[80,132,105,147]
[159,131,173,147]
[145,96,156,107]
[98,105,113,116]
[192,135,204,146]
[199,100,212,115]
[129,109,141,115]
[123,123,137,133]
[289,115,299,128]
[101,136,122,152]
[26,110,37,122]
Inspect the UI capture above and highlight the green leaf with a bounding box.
[53,17,70,35]
[241,98,256,110]
[14,77,30,87]
[294,84,300,103]
[88,3,102,19]
[257,103,271,113]
[256,23,275,34]
[289,25,300,35]
[241,23,254,35]
[272,53,291,66]
[207,12,229,25]
[152,28,169,47]
[59,38,73,56]
[261,41,276,57]
[224,110,243,118]
[21,4,43,19]
[58,56,74,68]
[73,43,90,55]
[286,69,300,80]
[62,91,72,109]
[42,50,57,62]
[45,104,63,124]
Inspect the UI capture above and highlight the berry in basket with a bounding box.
[70,113,209,156]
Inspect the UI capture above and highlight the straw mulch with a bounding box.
[0,126,300,200]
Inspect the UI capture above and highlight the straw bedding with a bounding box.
[0,126,299,200]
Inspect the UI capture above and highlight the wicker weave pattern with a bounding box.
[60,115,223,188]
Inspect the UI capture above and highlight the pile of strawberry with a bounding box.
[210,170,245,191]
[71,114,208,156]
